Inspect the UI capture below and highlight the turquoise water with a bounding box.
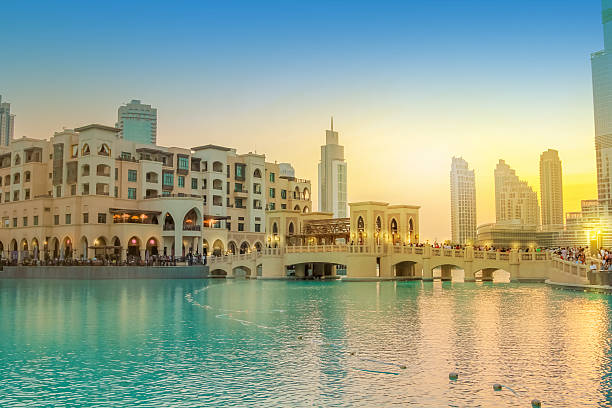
[1,279,611,407]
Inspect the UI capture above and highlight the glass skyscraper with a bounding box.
[116,100,157,145]
[0,95,15,146]
[592,0,612,210]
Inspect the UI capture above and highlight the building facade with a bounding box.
[116,100,157,144]
[450,157,476,245]
[592,0,612,211]
[318,118,347,218]
[0,95,15,147]
[494,159,540,226]
[539,149,564,228]
[0,125,311,262]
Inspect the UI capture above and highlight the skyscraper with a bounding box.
[592,0,612,210]
[494,159,540,226]
[0,95,15,146]
[450,157,476,245]
[318,117,347,218]
[539,149,564,228]
[116,99,157,144]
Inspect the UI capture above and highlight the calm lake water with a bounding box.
[1,279,611,407]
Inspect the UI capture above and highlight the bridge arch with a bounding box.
[233,265,252,278]
[474,267,511,282]
[393,260,421,278]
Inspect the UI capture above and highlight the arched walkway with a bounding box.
[212,239,224,256]
[240,241,250,254]
[146,237,159,257]
[127,236,141,260]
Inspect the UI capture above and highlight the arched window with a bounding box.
[212,179,223,190]
[24,171,31,182]
[357,216,365,231]
[13,173,20,184]
[96,164,111,177]
[390,218,399,244]
[98,143,111,156]
[253,168,262,178]
[240,242,250,254]
[14,154,20,165]
[303,188,310,200]
[303,206,309,213]
[272,222,278,234]
[293,205,301,211]
[82,144,91,156]
[288,222,295,234]
[212,161,223,172]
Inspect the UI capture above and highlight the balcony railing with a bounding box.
[183,224,201,231]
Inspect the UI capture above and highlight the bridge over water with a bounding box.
[208,244,555,282]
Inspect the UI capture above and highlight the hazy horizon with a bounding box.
[3,0,602,241]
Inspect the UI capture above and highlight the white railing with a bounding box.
[552,256,589,278]
[209,252,259,264]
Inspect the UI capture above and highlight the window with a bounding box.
[269,172,275,182]
[13,173,20,183]
[281,204,287,209]
[13,218,17,227]
[4,192,9,202]
[191,178,198,189]
[82,183,89,195]
[253,183,261,194]
[178,156,189,171]
[25,171,31,182]
[82,165,90,176]
[128,187,137,199]
[269,188,275,198]
[13,191,19,201]
[25,189,30,200]
[178,176,185,188]
[65,214,71,225]
[98,143,111,156]
[235,164,245,180]
[163,172,174,186]
[114,186,119,197]
[14,154,20,165]
[71,144,78,158]
[235,198,243,208]
[121,152,131,160]
[82,144,90,156]
[33,216,38,226]
[56,186,61,197]
[22,217,28,227]
[269,203,276,210]
[255,223,261,232]
[128,170,137,182]
[83,213,89,224]
[235,183,243,192]
[70,184,76,196]
[202,179,207,189]
[98,213,107,224]
[238,223,244,232]
[54,215,59,225]
[281,189,287,199]
[115,168,118,180]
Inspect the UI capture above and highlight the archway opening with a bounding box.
[127,236,141,260]
[164,213,175,231]
[394,261,420,278]
[390,218,399,245]
[146,237,159,257]
[212,239,224,257]
[240,241,250,254]
[228,241,237,255]
[432,264,463,281]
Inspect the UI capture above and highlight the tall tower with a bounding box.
[116,99,157,144]
[450,157,476,245]
[539,149,564,228]
[592,0,612,211]
[318,117,347,218]
[0,95,15,146]
[494,159,540,226]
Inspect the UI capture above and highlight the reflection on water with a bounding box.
[0,279,611,407]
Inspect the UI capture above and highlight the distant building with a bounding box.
[592,0,612,211]
[116,100,157,144]
[318,118,347,218]
[494,159,540,226]
[0,95,15,146]
[539,149,564,228]
[450,157,476,245]
[476,222,555,249]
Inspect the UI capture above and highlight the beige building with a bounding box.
[450,157,476,245]
[0,124,311,261]
[539,149,564,228]
[494,159,540,226]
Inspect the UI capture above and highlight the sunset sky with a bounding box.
[2,0,602,240]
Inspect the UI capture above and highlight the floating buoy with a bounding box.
[349,351,356,356]
[297,335,303,340]
[493,383,502,391]
[531,399,541,407]
[399,365,407,370]
[449,372,458,380]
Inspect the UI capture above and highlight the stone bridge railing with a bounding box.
[550,256,589,281]
[209,252,260,265]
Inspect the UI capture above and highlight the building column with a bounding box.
[295,263,306,278]
[174,234,182,259]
